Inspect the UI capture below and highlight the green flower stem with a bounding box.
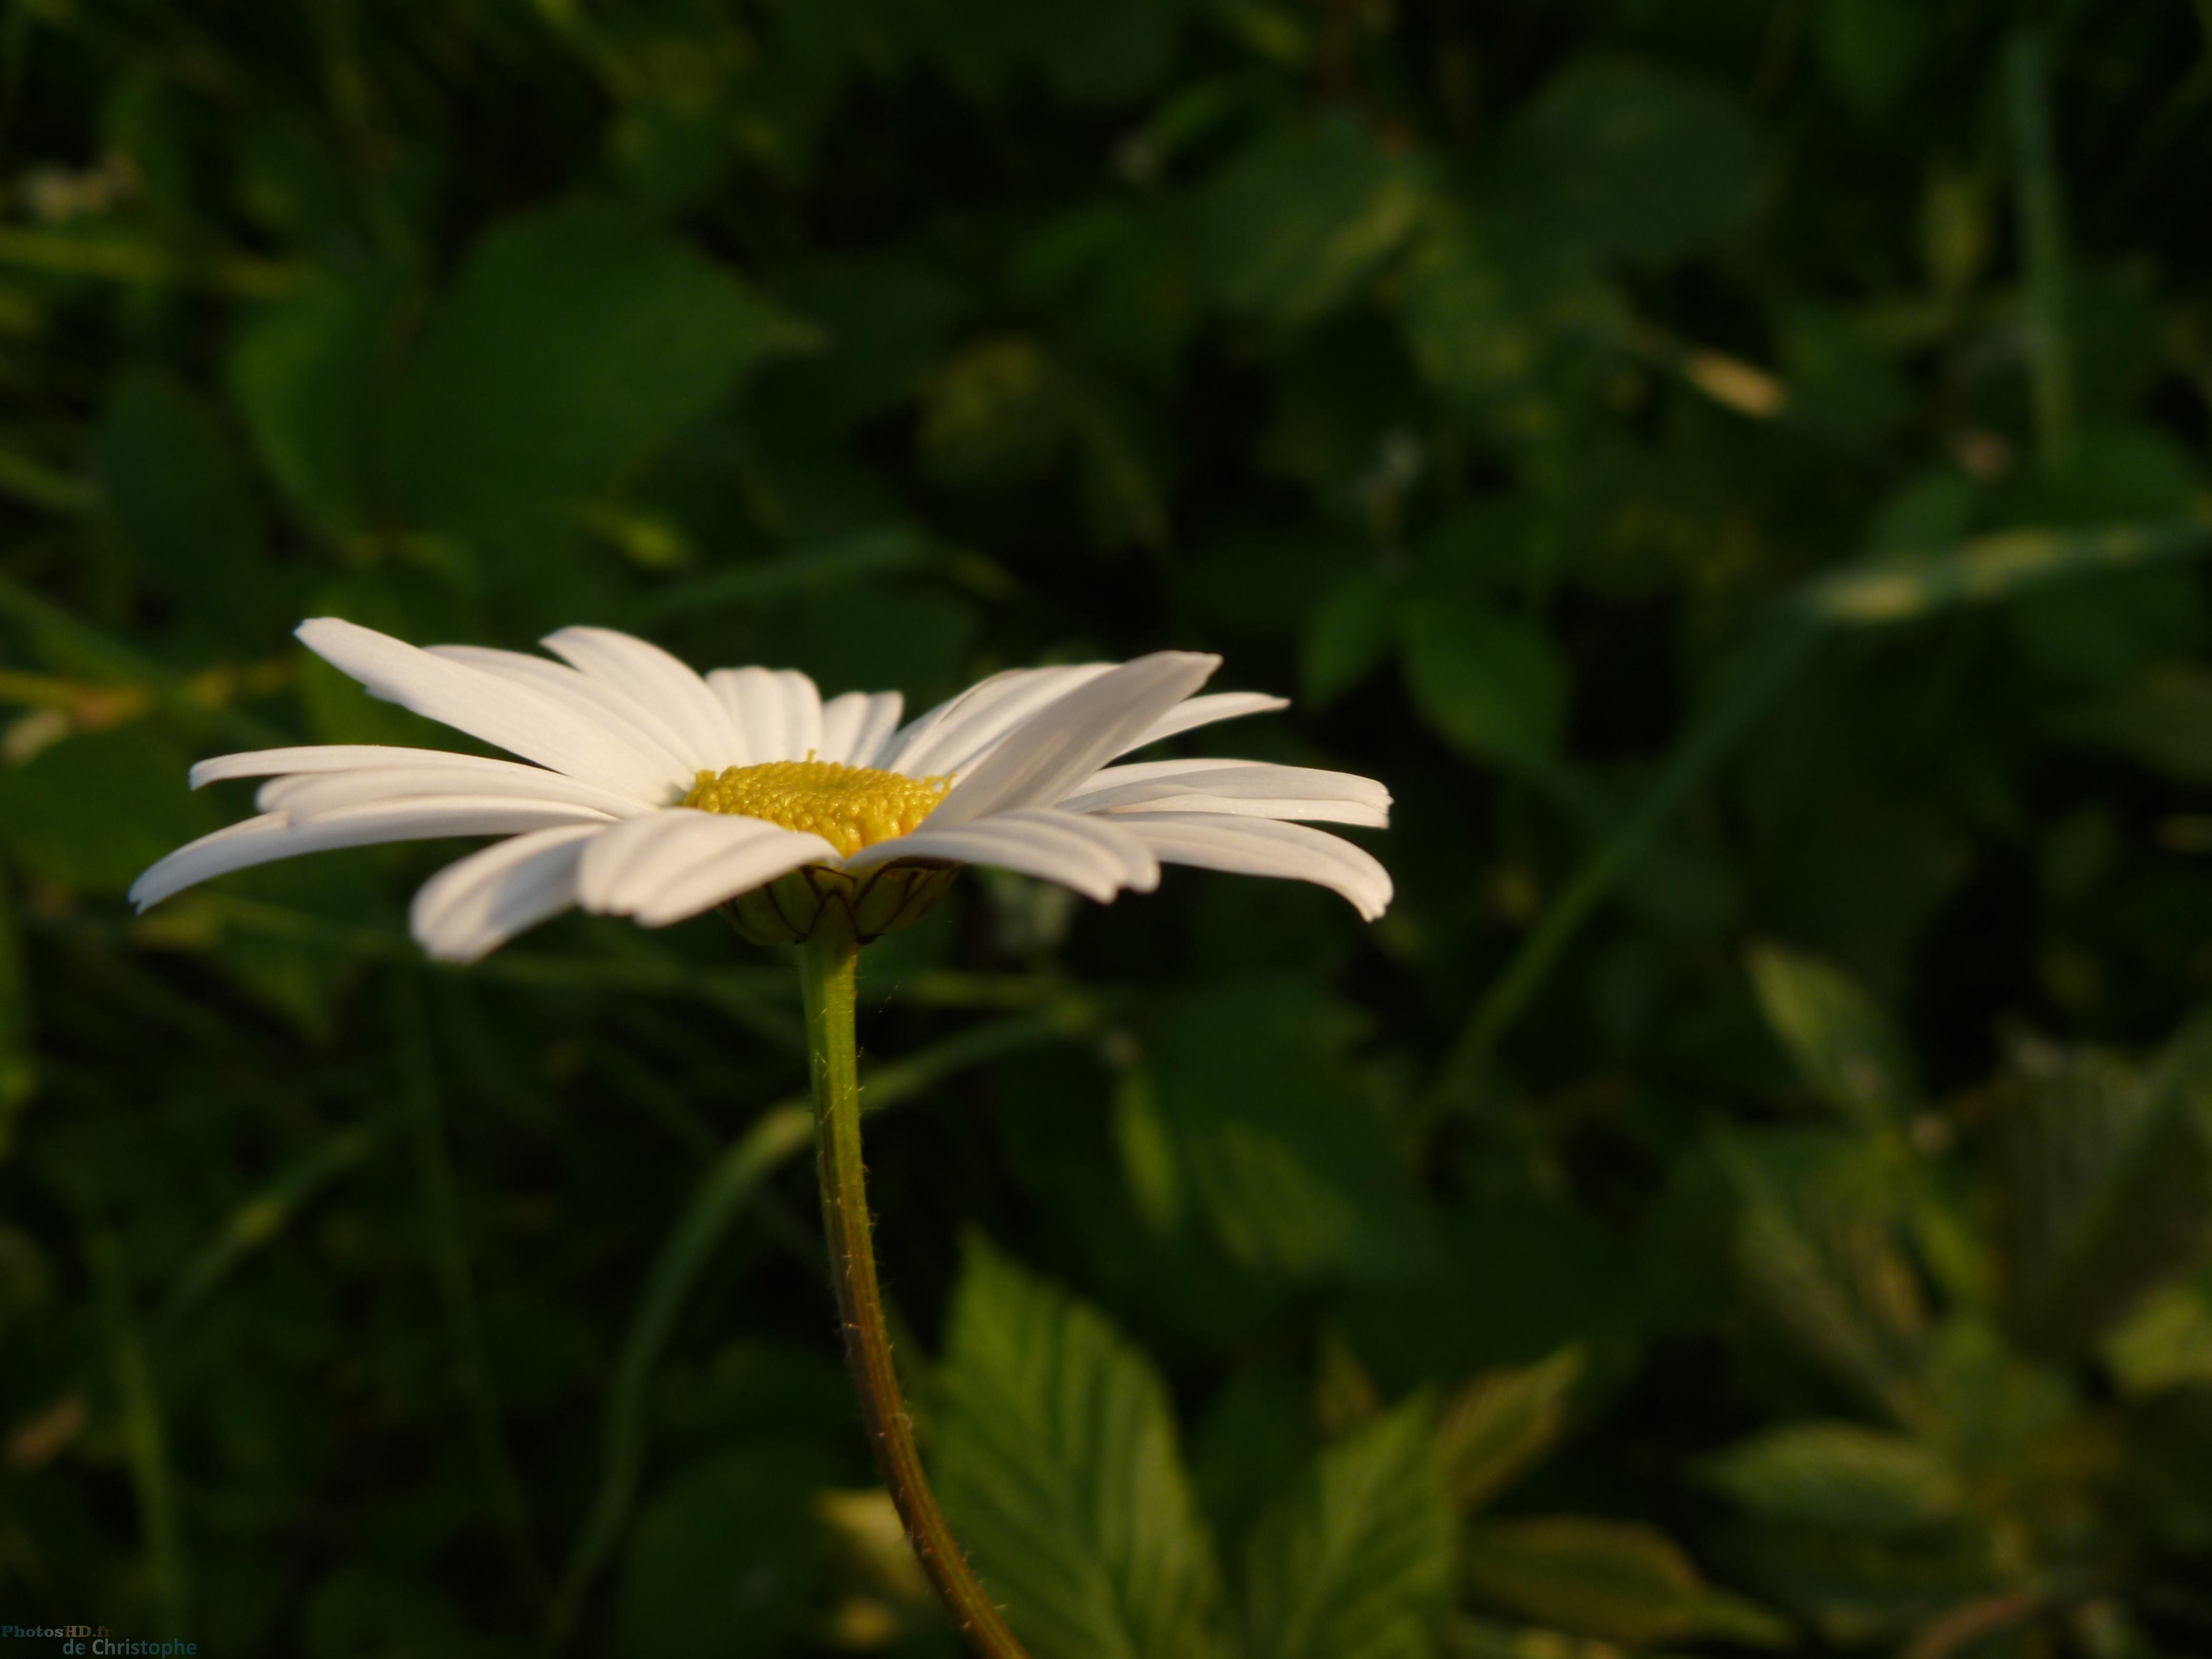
[797,924,1030,1659]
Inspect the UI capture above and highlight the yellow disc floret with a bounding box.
[683,759,952,857]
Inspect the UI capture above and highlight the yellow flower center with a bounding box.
[683,759,952,857]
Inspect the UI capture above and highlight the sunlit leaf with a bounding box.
[1461,1516,1788,1647]
[933,1239,1231,1659]
[2103,1273,2212,1396]
[1746,941,1914,1124]
[1241,1397,1452,1659]
[1706,1423,1962,1537]
[2008,1020,2212,1355]
[1435,1346,1583,1514]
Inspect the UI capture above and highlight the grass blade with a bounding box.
[394,975,550,1609]
[157,1113,393,1331]
[2007,31,2074,465]
[88,1229,189,1636]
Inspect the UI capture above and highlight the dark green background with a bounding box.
[6,1,2212,1655]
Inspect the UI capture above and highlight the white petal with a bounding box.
[259,762,650,822]
[1058,760,1390,826]
[1110,813,1392,919]
[817,691,900,767]
[880,665,1117,779]
[927,654,1219,826]
[576,808,836,921]
[847,808,1159,902]
[774,670,824,761]
[430,644,698,781]
[130,798,616,911]
[701,666,822,766]
[1116,691,1289,756]
[409,825,601,962]
[298,618,676,800]
[542,626,744,771]
[844,692,906,768]
[191,745,548,791]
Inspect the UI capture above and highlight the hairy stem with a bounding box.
[796,925,1030,1659]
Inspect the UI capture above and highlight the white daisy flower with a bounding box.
[130,618,1392,961]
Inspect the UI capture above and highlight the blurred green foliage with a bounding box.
[6,1,2212,1655]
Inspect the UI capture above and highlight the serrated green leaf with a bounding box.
[1461,1517,1788,1648]
[1746,942,1914,1124]
[1706,1423,1962,1537]
[2102,1273,2212,1396]
[1719,1130,1929,1419]
[1436,1346,1583,1514]
[2009,1020,2212,1355]
[933,1239,1230,1659]
[1241,1396,1452,1659]
[1914,1319,2073,1478]
[1203,115,1430,325]
[391,203,816,544]
[1444,1617,1628,1659]
[1146,981,1432,1279]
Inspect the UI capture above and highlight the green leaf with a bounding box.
[1400,221,1622,418]
[919,336,1072,486]
[2102,1273,2212,1396]
[0,867,31,1149]
[1301,568,1395,707]
[1815,0,1929,115]
[2052,661,2212,783]
[1203,115,1431,326]
[1495,58,1762,264]
[933,1239,1230,1659]
[2009,1021,2212,1355]
[1146,981,1433,1279]
[226,268,411,538]
[1718,1130,1929,1418]
[1399,589,1566,771]
[391,203,816,542]
[0,726,222,897]
[1444,1618,1634,1659]
[1804,521,2212,625]
[614,1440,841,1658]
[1241,1397,1453,1659]
[1435,1346,1583,1514]
[97,369,276,638]
[1461,1517,1788,1648]
[1746,942,1914,1124]
[1706,1424,1962,1537]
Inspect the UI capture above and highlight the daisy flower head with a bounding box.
[131,619,1392,960]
